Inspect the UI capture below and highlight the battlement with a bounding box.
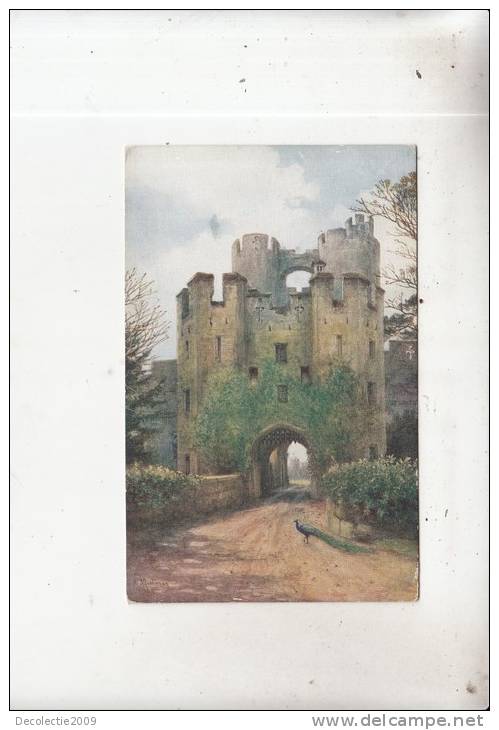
[318,215,375,248]
[178,271,248,314]
[346,213,374,238]
[309,271,335,284]
[232,233,281,255]
[185,272,247,290]
[223,272,247,286]
[187,272,214,288]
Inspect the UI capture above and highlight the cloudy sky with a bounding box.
[126,145,415,359]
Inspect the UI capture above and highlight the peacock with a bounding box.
[293,519,372,554]
[293,519,315,543]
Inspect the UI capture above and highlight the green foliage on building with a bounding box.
[192,360,366,474]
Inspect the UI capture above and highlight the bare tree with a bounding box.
[125,268,169,364]
[353,172,417,339]
[354,172,417,240]
[125,268,170,463]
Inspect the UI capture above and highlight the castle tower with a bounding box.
[176,271,248,475]
[318,213,380,305]
[231,234,277,298]
[311,215,385,458]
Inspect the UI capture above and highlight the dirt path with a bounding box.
[127,490,418,602]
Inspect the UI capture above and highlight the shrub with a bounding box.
[321,457,418,536]
[126,463,200,510]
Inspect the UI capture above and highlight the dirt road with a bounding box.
[127,489,418,602]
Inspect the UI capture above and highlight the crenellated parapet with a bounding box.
[177,271,248,317]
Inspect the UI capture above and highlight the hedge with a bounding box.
[126,463,200,510]
[321,457,418,536]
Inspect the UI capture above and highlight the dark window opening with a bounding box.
[369,340,375,358]
[181,291,190,319]
[333,277,344,302]
[249,367,259,381]
[367,381,376,406]
[215,335,222,362]
[185,340,189,358]
[184,389,191,414]
[300,366,311,384]
[185,454,191,474]
[368,283,375,307]
[336,334,343,357]
[368,445,378,461]
[275,343,288,363]
[277,385,288,403]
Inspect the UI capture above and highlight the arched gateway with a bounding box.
[250,423,318,498]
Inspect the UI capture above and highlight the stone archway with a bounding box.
[273,250,317,306]
[282,263,314,279]
[250,423,318,498]
[274,263,314,307]
[282,266,313,297]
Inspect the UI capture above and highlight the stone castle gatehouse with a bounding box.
[171,214,386,492]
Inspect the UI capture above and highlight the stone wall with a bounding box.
[128,473,248,525]
[195,474,247,514]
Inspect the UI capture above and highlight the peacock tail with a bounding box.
[304,524,372,554]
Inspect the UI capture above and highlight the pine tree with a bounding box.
[125,269,169,463]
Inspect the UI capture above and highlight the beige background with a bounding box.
[10,10,489,709]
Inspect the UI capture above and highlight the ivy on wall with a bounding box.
[192,360,366,474]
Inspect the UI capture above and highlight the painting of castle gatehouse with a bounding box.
[126,145,418,602]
